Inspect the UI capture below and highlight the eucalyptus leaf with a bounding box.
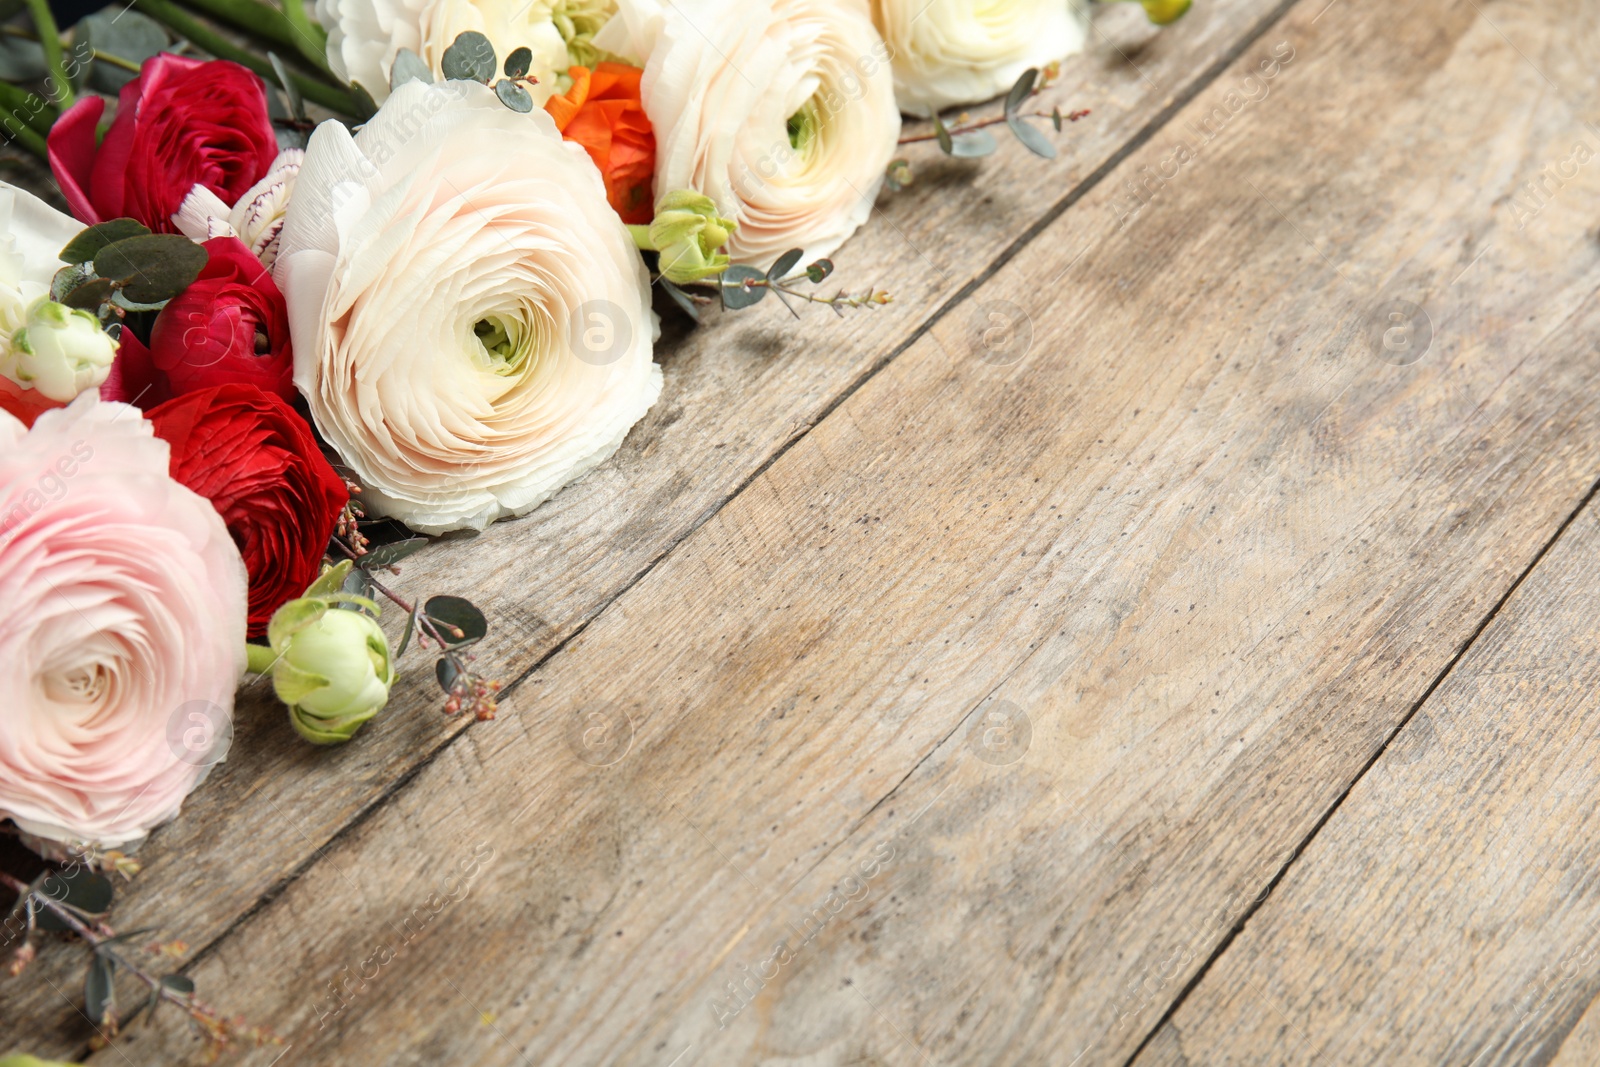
[0,36,46,83]
[390,47,432,90]
[949,128,998,158]
[360,537,429,569]
[441,31,495,83]
[436,656,462,693]
[110,290,169,313]
[495,78,533,113]
[269,52,304,123]
[77,10,168,94]
[660,280,700,323]
[63,277,116,310]
[340,565,375,613]
[424,595,487,645]
[50,263,94,302]
[85,955,115,1025]
[160,974,195,996]
[720,264,768,310]
[350,80,380,121]
[503,45,531,79]
[397,603,419,657]
[769,248,803,281]
[39,867,114,916]
[94,234,208,303]
[1004,67,1038,117]
[60,219,150,265]
[1051,106,1063,132]
[805,259,834,285]
[932,112,953,155]
[1007,115,1057,159]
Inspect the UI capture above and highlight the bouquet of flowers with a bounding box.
[0,0,1186,1054]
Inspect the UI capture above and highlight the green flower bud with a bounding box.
[265,566,395,744]
[649,190,737,285]
[3,298,118,402]
[1140,0,1191,24]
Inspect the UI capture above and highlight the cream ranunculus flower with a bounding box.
[275,80,661,535]
[595,0,900,265]
[871,0,1088,118]
[316,0,588,106]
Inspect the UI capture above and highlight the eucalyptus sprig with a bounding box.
[897,67,1090,163]
[399,32,542,114]
[662,249,890,322]
[52,218,209,323]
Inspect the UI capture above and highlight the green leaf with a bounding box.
[932,112,953,155]
[949,129,998,158]
[76,10,167,94]
[660,280,700,323]
[805,259,834,285]
[1051,106,1063,132]
[361,537,429,569]
[38,867,114,918]
[304,560,354,599]
[85,955,115,1026]
[1007,115,1057,159]
[94,234,208,303]
[340,564,374,605]
[0,36,46,82]
[495,78,533,113]
[109,290,169,313]
[158,976,192,996]
[436,656,462,693]
[720,265,768,310]
[60,219,150,264]
[441,31,495,83]
[62,277,116,311]
[503,45,531,79]
[424,596,487,645]
[349,80,380,121]
[269,52,304,123]
[390,47,431,89]
[769,248,803,281]
[1004,67,1038,117]
[50,263,93,301]
[397,603,419,657]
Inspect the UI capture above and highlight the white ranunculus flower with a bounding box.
[0,183,115,407]
[275,80,661,535]
[174,149,304,269]
[871,0,1088,118]
[316,0,580,107]
[595,0,901,265]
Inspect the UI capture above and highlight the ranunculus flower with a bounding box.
[317,0,573,106]
[173,149,304,270]
[276,80,660,535]
[263,588,395,744]
[0,182,101,425]
[3,299,118,402]
[146,383,348,638]
[595,0,900,264]
[870,0,1087,117]
[650,189,734,283]
[148,237,294,402]
[47,55,279,233]
[0,393,247,849]
[545,62,656,224]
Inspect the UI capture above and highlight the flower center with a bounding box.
[787,105,818,151]
[473,316,528,375]
[46,662,110,705]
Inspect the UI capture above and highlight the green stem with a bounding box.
[0,107,48,158]
[23,0,73,106]
[0,79,57,136]
[627,223,654,251]
[245,642,279,674]
[279,0,330,62]
[133,0,360,116]
[172,0,331,76]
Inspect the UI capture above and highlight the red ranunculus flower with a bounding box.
[149,236,293,401]
[544,63,656,224]
[48,55,278,233]
[147,384,348,637]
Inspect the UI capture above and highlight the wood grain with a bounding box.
[0,0,1302,1051]
[55,0,1600,1063]
[1130,493,1600,1066]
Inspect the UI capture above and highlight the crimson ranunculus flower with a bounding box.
[48,55,278,233]
[147,384,348,637]
[545,63,656,224]
[149,236,293,400]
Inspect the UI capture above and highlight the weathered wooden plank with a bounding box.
[1130,490,1600,1066]
[61,0,1600,1063]
[0,0,1298,1050]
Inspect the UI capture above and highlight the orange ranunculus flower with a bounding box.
[545,63,656,225]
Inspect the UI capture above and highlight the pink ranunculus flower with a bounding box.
[0,393,247,850]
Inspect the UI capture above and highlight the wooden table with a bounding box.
[6,0,1600,1062]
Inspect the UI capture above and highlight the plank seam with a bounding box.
[1121,468,1600,1067]
[161,0,1307,1002]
